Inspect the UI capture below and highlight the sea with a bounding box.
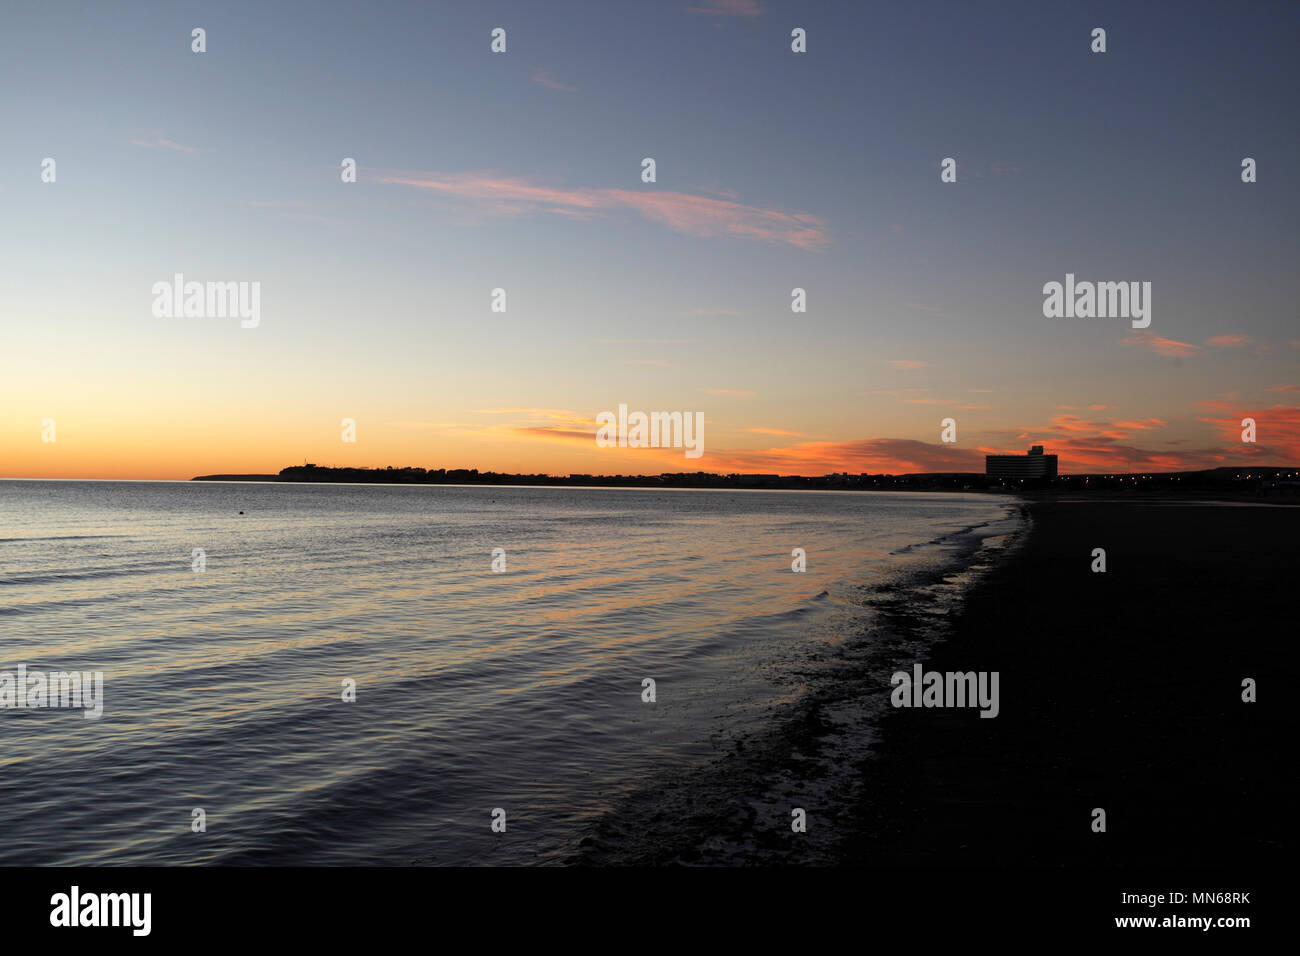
[0,480,1024,865]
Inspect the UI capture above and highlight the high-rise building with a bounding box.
[985,445,1058,479]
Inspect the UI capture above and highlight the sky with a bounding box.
[2,0,1297,480]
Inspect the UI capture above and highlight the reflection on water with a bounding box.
[0,480,1018,865]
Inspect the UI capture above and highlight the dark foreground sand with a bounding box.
[849,496,1294,867]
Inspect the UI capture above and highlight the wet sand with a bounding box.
[849,496,1293,867]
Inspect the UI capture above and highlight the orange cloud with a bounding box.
[375,170,827,249]
[1195,404,1300,462]
[704,438,983,474]
[1047,414,1166,441]
[1206,334,1253,347]
[509,425,596,443]
[1120,335,1199,357]
[981,415,1195,471]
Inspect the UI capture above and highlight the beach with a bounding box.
[1,480,1289,867]
[850,496,1292,867]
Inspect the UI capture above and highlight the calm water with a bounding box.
[0,480,1021,865]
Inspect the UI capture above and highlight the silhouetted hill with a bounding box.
[188,463,1300,497]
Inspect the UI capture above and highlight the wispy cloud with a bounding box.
[1049,414,1166,439]
[887,359,928,370]
[130,137,199,154]
[375,169,827,250]
[465,408,602,445]
[706,438,983,474]
[1206,334,1253,347]
[531,68,577,92]
[1120,335,1199,358]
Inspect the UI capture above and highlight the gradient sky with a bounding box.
[3,0,1297,479]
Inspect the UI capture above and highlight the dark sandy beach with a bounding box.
[850,495,1294,867]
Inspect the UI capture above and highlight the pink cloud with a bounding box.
[375,170,827,249]
[887,359,928,370]
[531,68,577,92]
[130,137,199,154]
[1120,335,1200,358]
[1049,414,1166,440]
[1206,334,1253,347]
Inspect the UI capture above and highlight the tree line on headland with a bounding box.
[186,464,1300,496]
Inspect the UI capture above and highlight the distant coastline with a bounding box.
[189,463,1300,497]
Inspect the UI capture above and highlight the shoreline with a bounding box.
[847,496,1290,867]
[570,498,1028,865]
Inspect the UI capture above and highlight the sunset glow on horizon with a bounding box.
[3,1,1296,481]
